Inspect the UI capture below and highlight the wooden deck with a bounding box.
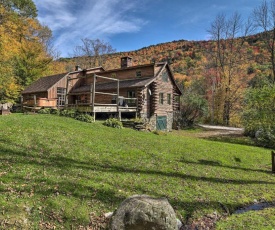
[67,104,137,113]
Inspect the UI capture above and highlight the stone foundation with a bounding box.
[140,112,174,131]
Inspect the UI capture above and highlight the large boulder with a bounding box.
[108,195,178,230]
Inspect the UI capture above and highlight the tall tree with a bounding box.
[177,77,208,127]
[253,0,275,82]
[14,18,54,87]
[206,12,253,125]
[14,39,52,87]
[73,38,116,69]
[0,1,55,102]
[242,85,275,148]
[0,0,37,18]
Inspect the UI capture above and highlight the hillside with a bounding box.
[58,39,208,83]
[57,33,269,86]
[0,114,274,229]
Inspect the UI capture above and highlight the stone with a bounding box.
[108,195,178,230]
[105,212,113,219]
[176,219,183,229]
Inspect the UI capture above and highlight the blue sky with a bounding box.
[33,0,262,57]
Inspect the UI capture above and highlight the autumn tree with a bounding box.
[242,85,275,148]
[176,77,208,127]
[0,0,37,18]
[0,4,23,102]
[206,12,253,125]
[73,38,116,69]
[0,0,55,103]
[14,19,54,87]
[14,39,52,87]
[253,0,275,82]
[240,0,275,146]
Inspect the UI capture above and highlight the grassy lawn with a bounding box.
[0,114,274,229]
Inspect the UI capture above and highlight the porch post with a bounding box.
[21,96,23,111]
[34,95,36,107]
[272,151,275,173]
[117,80,120,120]
[92,74,96,122]
[65,75,69,108]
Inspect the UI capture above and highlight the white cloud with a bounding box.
[34,0,146,56]
[34,0,77,30]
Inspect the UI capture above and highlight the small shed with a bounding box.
[21,73,69,110]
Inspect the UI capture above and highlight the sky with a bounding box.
[33,0,262,58]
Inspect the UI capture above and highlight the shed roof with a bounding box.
[22,73,68,94]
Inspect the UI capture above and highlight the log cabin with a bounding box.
[21,57,182,130]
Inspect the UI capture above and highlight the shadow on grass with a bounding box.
[203,134,257,147]
[0,137,275,222]
[0,137,273,185]
[180,157,271,174]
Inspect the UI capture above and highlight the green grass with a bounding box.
[206,135,257,147]
[0,114,275,229]
[216,208,275,230]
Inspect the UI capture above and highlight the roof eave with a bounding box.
[166,64,183,95]
[22,90,48,95]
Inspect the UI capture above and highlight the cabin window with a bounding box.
[167,93,171,105]
[159,93,164,104]
[136,70,142,78]
[76,94,88,104]
[127,91,136,104]
[57,87,66,106]
[174,95,180,103]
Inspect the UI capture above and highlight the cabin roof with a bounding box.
[102,63,155,74]
[21,62,182,96]
[69,77,154,94]
[69,66,105,75]
[22,73,68,94]
[68,62,182,95]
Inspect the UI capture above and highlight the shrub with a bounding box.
[103,118,123,129]
[254,128,275,149]
[131,117,145,124]
[75,114,94,123]
[38,108,51,114]
[60,109,78,118]
[11,105,22,113]
[50,109,60,115]
[242,85,275,148]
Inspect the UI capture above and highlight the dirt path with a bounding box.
[198,124,244,132]
[196,124,244,138]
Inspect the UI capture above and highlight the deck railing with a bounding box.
[66,74,138,120]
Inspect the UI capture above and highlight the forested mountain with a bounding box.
[58,33,269,88]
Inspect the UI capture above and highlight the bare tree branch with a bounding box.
[73,38,116,69]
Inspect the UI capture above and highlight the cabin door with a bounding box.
[156,116,167,130]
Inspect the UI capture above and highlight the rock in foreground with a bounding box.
[108,195,178,230]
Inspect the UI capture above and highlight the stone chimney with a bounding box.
[121,56,132,68]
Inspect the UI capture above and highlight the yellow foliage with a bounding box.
[0,5,55,102]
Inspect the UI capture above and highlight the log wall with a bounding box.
[153,68,174,116]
